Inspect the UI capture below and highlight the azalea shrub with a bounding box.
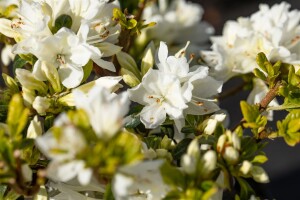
[0,0,299,199]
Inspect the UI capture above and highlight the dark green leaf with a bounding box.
[160,162,185,188]
[125,116,141,128]
[53,14,73,33]
[13,55,28,74]
[172,138,192,160]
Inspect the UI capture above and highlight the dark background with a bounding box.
[192,0,300,199]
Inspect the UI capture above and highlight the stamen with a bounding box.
[192,96,218,102]
[188,53,195,64]
[56,54,66,65]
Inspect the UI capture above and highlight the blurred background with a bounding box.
[194,0,300,199]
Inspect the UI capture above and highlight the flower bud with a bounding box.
[217,134,227,153]
[232,132,241,150]
[33,96,51,115]
[202,150,217,173]
[16,69,48,95]
[223,146,239,164]
[181,154,196,174]
[250,166,269,183]
[27,116,42,139]
[240,160,252,175]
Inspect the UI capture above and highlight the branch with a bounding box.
[231,81,282,132]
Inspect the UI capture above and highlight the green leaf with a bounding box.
[125,116,141,128]
[251,155,268,164]
[2,74,19,94]
[53,14,73,33]
[172,138,192,160]
[160,162,185,188]
[277,110,300,146]
[144,136,161,150]
[141,42,155,76]
[120,68,141,87]
[7,94,29,140]
[240,101,260,124]
[13,55,28,74]
[126,19,137,29]
[267,102,300,111]
[253,68,267,81]
[82,60,93,83]
[116,51,141,80]
[104,183,115,200]
[256,52,268,73]
[0,185,7,198]
[236,177,255,200]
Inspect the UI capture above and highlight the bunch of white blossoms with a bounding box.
[129,42,222,132]
[0,0,299,200]
[202,1,300,82]
[138,0,214,48]
[0,0,121,88]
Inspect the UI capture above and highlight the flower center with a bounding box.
[56,54,66,65]
[11,18,24,29]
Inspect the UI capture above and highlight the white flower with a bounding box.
[48,181,105,200]
[247,78,279,121]
[32,96,51,116]
[73,85,130,139]
[36,114,92,185]
[128,69,187,129]
[58,76,123,106]
[202,2,300,82]
[0,0,51,39]
[112,160,170,200]
[1,45,15,66]
[141,0,213,45]
[27,25,114,88]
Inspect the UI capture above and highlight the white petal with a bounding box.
[93,58,116,72]
[58,65,83,88]
[140,104,166,129]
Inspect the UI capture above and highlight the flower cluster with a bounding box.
[0,1,299,200]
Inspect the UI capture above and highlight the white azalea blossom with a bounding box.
[128,69,188,129]
[73,85,130,139]
[25,25,114,88]
[140,0,213,45]
[202,2,300,82]
[36,114,92,185]
[112,160,170,200]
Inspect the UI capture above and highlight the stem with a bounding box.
[111,0,149,75]
[259,81,281,112]
[231,81,282,132]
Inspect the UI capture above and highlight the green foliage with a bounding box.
[52,14,73,34]
[141,41,155,76]
[240,101,267,138]
[12,55,28,74]
[116,51,141,87]
[255,52,282,88]
[82,60,94,83]
[81,131,143,176]
[6,94,29,141]
[277,110,300,146]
